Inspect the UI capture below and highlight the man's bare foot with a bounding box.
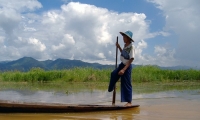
[124,102,132,107]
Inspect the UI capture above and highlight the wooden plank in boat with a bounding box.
[0,100,139,113]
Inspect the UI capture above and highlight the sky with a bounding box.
[0,0,200,68]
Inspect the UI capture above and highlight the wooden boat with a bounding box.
[0,100,139,113]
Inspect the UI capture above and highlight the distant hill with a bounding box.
[0,57,196,72]
[0,57,115,71]
[0,57,47,71]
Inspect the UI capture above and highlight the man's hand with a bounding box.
[118,69,125,75]
[116,42,120,48]
[116,42,122,52]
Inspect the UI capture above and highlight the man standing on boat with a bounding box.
[108,30,135,107]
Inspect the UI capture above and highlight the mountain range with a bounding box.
[0,57,115,71]
[0,57,195,72]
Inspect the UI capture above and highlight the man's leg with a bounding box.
[108,63,124,92]
[121,65,132,105]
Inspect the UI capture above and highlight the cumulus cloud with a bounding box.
[154,46,176,65]
[0,2,148,61]
[0,1,180,67]
[0,0,42,44]
[28,38,46,52]
[135,39,147,61]
[148,0,200,67]
[0,0,42,12]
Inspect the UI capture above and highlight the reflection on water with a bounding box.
[0,108,140,120]
[0,89,115,104]
[0,82,200,120]
[0,89,200,104]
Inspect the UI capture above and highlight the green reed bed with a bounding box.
[0,66,200,83]
[0,67,111,83]
[133,65,200,82]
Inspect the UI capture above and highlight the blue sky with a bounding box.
[0,0,199,68]
[38,0,165,31]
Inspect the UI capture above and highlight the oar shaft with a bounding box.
[112,36,118,105]
[115,37,118,68]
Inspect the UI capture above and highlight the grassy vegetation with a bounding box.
[0,67,111,83]
[133,65,200,82]
[0,65,200,83]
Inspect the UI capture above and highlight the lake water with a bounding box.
[0,82,200,120]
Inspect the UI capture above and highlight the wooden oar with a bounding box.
[112,36,118,106]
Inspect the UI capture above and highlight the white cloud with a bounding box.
[134,42,177,66]
[63,34,75,45]
[97,53,106,59]
[0,36,4,43]
[23,24,37,32]
[0,0,42,12]
[148,0,200,67]
[52,34,75,51]
[0,1,185,67]
[36,2,155,61]
[52,44,65,51]
[154,46,176,65]
[0,0,42,35]
[134,40,152,65]
[28,38,46,52]
[154,46,166,56]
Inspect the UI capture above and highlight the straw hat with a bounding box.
[119,30,134,42]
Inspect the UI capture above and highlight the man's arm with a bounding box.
[118,58,134,75]
[116,43,122,52]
